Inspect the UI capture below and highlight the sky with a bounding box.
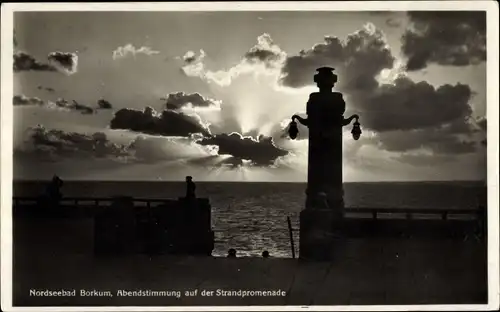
[12,10,488,182]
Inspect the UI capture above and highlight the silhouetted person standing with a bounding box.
[44,175,64,207]
[185,176,196,199]
[227,248,237,258]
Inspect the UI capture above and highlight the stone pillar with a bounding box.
[299,209,340,261]
[292,67,356,261]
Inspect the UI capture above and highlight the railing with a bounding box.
[13,196,177,208]
[344,208,484,220]
[14,196,483,222]
[344,207,483,221]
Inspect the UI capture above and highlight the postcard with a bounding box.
[1,1,498,311]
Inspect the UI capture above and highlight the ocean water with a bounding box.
[13,181,487,257]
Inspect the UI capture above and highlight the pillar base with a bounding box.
[299,208,344,261]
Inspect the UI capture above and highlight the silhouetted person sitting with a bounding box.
[44,175,64,206]
[262,250,270,258]
[185,176,196,199]
[227,248,237,258]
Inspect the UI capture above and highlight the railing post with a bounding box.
[442,212,448,220]
[287,216,296,259]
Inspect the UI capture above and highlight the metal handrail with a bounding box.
[13,196,483,221]
[13,196,179,207]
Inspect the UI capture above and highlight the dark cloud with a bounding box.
[14,51,78,74]
[110,107,211,137]
[402,11,486,71]
[13,95,44,106]
[55,98,94,115]
[385,18,402,28]
[244,33,285,67]
[245,49,278,63]
[373,129,477,155]
[477,117,487,132]
[14,52,56,72]
[476,118,487,146]
[346,76,480,155]
[183,52,197,64]
[163,92,221,110]
[48,51,78,74]
[37,86,55,93]
[97,99,113,109]
[15,126,219,167]
[181,50,205,64]
[17,125,130,161]
[13,95,96,115]
[279,23,395,90]
[197,132,288,167]
[358,76,473,132]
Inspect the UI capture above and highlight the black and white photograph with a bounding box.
[1,1,499,310]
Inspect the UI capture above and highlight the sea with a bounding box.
[13,181,487,258]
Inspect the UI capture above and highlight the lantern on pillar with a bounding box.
[351,120,361,140]
[288,120,299,140]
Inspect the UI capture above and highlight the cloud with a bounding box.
[372,129,477,155]
[180,38,283,87]
[112,44,160,60]
[197,132,288,167]
[179,26,484,164]
[402,11,486,71]
[13,95,45,106]
[128,135,214,163]
[13,95,98,115]
[14,51,78,74]
[182,50,206,64]
[15,125,218,167]
[358,76,473,132]
[54,98,94,115]
[476,117,487,132]
[390,153,458,167]
[385,18,402,28]
[162,92,221,111]
[110,107,211,137]
[97,99,113,109]
[14,52,56,72]
[48,51,79,75]
[244,33,286,67]
[280,23,394,90]
[475,117,487,146]
[16,125,130,161]
[180,24,395,92]
[38,86,55,93]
